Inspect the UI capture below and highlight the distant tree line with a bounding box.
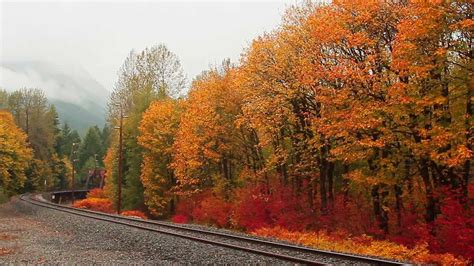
[0,88,110,199]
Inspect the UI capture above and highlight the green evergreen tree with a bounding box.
[57,123,82,158]
[78,126,103,169]
[100,125,111,157]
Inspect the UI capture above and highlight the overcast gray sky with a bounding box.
[1,1,294,91]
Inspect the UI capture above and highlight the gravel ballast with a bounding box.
[0,197,289,264]
[0,196,370,265]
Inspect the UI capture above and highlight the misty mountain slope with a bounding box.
[51,100,105,136]
[0,60,108,133]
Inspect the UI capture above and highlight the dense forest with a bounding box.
[1,0,472,264]
[0,88,109,200]
[100,1,473,263]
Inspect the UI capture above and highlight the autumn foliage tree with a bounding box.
[104,0,473,263]
[105,44,186,211]
[2,88,73,192]
[172,61,254,195]
[138,98,182,216]
[0,110,33,196]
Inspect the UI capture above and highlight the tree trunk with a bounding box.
[380,188,389,234]
[371,185,381,227]
[320,158,328,214]
[307,175,315,212]
[462,77,472,200]
[404,157,413,195]
[372,185,389,234]
[343,164,350,206]
[394,184,403,228]
[327,161,335,207]
[420,158,437,222]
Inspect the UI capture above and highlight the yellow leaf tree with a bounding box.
[138,98,182,216]
[0,110,33,195]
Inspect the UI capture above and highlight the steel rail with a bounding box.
[21,193,408,266]
[21,194,323,265]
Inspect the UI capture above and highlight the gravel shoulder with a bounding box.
[0,196,289,264]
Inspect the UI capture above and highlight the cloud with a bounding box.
[0,61,109,107]
[1,65,82,104]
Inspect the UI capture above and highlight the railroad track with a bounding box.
[20,193,407,266]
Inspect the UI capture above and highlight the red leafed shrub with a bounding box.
[171,214,190,224]
[431,192,474,261]
[233,183,313,231]
[167,183,473,263]
[122,210,148,219]
[87,188,107,199]
[173,192,210,223]
[313,194,380,235]
[191,191,231,227]
[73,198,114,213]
[175,194,203,217]
[266,183,312,231]
[232,185,271,231]
[388,204,431,248]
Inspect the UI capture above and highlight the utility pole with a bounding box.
[86,153,98,189]
[94,153,98,188]
[71,142,78,204]
[114,104,127,214]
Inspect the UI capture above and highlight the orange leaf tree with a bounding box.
[172,61,257,195]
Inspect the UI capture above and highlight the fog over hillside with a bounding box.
[0,60,108,134]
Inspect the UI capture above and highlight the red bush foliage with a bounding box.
[171,183,473,263]
[173,193,204,224]
[191,192,231,227]
[266,184,313,231]
[232,185,271,231]
[175,194,202,216]
[173,191,232,227]
[87,188,107,199]
[73,198,114,213]
[314,195,379,236]
[431,192,474,261]
[388,206,431,248]
[232,183,313,231]
[171,214,190,224]
[122,210,148,219]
